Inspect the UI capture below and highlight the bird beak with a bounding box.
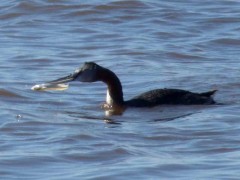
[47,73,76,84]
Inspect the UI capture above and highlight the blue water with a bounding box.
[1,0,240,179]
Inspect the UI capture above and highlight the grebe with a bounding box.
[47,62,217,109]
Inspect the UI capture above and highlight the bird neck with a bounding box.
[98,68,124,107]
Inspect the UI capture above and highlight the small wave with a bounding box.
[64,9,101,18]
[62,147,132,162]
[7,1,88,15]
[13,1,40,12]
[0,89,24,99]
[210,38,240,46]
[62,1,147,18]
[0,12,23,20]
[206,17,240,24]
[95,0,149,11]
[166,52,203,60]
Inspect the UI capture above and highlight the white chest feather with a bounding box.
[106,90,113,105]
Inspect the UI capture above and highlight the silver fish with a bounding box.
[31,83,69,91]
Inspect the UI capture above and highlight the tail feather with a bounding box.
[200,90,217,97]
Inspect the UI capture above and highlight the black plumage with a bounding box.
[126,89,216,107]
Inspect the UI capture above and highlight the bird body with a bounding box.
[39,62,217,112]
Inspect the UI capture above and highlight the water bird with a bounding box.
[45,62,217,111]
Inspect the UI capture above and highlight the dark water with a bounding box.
[1,0,240,179]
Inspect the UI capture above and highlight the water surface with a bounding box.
[1,0,240,179]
